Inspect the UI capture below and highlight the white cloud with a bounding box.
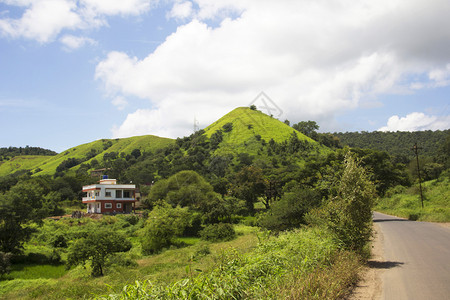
[80,0,154,16]
[379,112,450,132]
[111,95,128,110]
[60,34,96,50]
[167,1,193,20]
[0,0,156,43]
[0,0,82,43]
[93,0,450,138]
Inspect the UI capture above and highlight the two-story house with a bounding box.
[82,176,136,214]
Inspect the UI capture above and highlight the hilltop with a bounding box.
[204,107,320,156]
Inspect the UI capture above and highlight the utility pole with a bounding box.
[193,116,199,133]
[412,143,424,208]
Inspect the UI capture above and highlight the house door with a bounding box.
[97,203,101,213]
[124,203,132,213]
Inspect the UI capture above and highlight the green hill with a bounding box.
[0,135,174,177]
[204,107,318,155]
[0,155,51,177]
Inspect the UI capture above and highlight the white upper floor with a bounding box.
[82,178,136,202]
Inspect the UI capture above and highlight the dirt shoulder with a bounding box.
[348,224,383,300]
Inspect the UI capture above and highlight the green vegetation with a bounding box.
[203,107,321,156]
[376,171,450,222]
[0,155,51,177]
[1,107,448,299]
[334,130,449,162]
[0,146,57,159]
[0,135,174,177]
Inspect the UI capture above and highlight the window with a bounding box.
[105,191,112,197]
[105,203,112,209]
[95,191,100,197]
[116,190,122,198]
[116,203,122,209]
[123,190,131,198]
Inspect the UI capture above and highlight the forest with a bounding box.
[0,107,449,299]
[0,146,57,161]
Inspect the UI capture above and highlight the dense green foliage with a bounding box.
[334,130,449,162]
[0,146,57,160]
[67,230,132,277]
[98,227,359,300]
[307,153,376,254]
[140,204,192,254]
[1,107,448,299]
[376,170,450,222]
[199,223,236,242]
[259,187,321,232]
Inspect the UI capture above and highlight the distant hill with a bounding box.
[0,135,174,177]
[204,107,320,155]
[0,146,57,158]
[334,130,449,160]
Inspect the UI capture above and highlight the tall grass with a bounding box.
[96,227,361,300]
[7,264,66,280]
[376,174,450,222]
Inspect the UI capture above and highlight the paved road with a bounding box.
[373,212,450,300]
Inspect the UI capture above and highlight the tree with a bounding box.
[67,230,131,277]
[0,252,12,278]
[292,121,319,140]
[231,166,266,212]
[315,152,376,253]
[0,180,49,253]
[146,171,226,222]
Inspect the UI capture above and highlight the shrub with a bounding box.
[259,188,321,232]
[140,204,191,254]
[308,152,376,254]
[199,223,236,242]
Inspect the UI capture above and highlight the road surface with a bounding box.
[373,212,450,300]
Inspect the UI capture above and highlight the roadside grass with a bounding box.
[97,227,362,300]
[376,174,450,222]
[1,221,363,299]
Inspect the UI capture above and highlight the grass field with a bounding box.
[0,222,363,300]
[376,172,450,222]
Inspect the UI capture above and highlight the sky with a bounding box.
[1,0,450,153]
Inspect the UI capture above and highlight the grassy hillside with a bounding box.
[2,135,174,177]
[0,156,51,177]
[376,172,450,222]
[204,107,320,156]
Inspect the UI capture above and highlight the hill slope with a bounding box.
[334,130,449,160]
[0,155,51,177]
[204,107,319,155]
[0,135,174,177]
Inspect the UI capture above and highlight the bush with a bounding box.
[259,188,321,232]
[140,204,191,254]
[307,152,376,254]
[199,223,236,242]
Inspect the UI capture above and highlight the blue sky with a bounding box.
[1,0,449,152]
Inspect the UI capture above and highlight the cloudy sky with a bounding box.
[1,0,449,152]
